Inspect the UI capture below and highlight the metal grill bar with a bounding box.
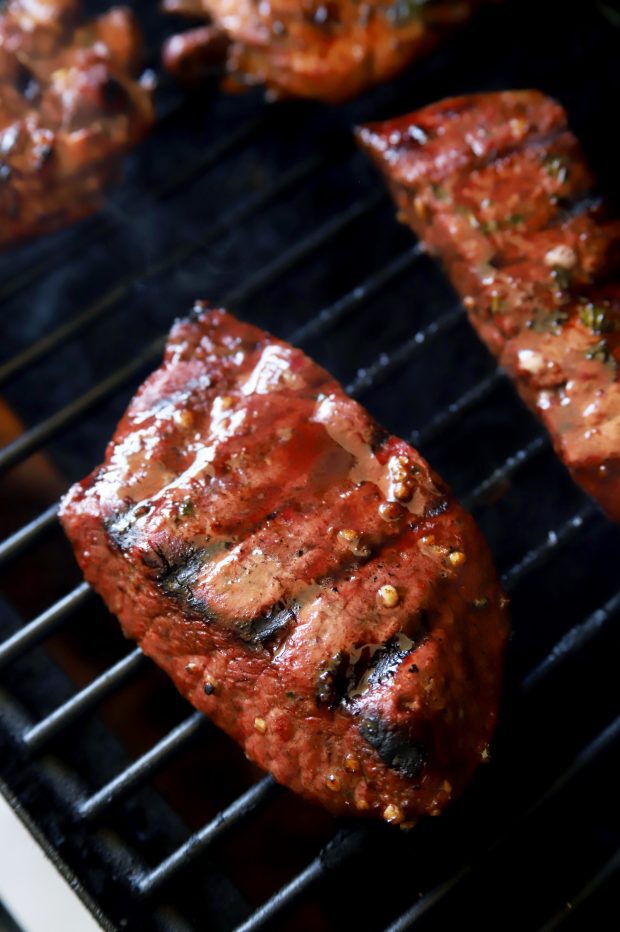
[225,190,382,309]
[384,714,620,932]
[22,648,145,752]
[538,848,620,932]
[411,370,506,447]
[137,776,279,896]
[79,711,206,820]
[523,588,620,692]
[291,245,423,344]
[346,305,463,396]
[0,113,267,305]
[0,339,164,477]
[462,435,548,511]
[0,148,337,390]
[231,829,366,932]
[0,188,382,479]
[0,503,58,568]
[501,504,596,590]
[0,581,91,669]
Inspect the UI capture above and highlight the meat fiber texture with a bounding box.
[358,90,620,521]
[162,0,486,103]
[0,0,154,248]
[60,307,508,825]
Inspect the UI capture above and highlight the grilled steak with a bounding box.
[357,91,620,521]
[0,0,154,248]
[60,306,508,824]
[162,0,485,103]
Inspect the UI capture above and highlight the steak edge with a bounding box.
[60,306,508,824]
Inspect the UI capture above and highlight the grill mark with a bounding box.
[359,716,426,780]
[157,547,217,619]
[107,407,448,655]
[396,124,570,192]
[133,465,450,656]
[237,601,296,648]
[316,618,429,708]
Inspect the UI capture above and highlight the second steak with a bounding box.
[358,91,620,521]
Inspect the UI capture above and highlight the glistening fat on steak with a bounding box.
[60,307,508,825]
[357,90,620,521]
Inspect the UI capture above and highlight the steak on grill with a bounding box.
[60,307,508,824]
[357,90,620,521]
[0,0,154,248]
[162,0,485,102]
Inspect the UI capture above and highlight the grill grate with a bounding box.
[1,1,619,930]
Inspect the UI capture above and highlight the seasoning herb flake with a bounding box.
[551,266,572,291]
[579,303,615,334]
[584,340,611,363]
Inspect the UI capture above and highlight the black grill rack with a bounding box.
[1,1,619,930]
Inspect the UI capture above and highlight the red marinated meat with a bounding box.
[60,307,508,824]
[357,90,620,521]
[162,0,487,103]
[0,0,154,248]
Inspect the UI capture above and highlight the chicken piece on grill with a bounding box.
[162,0,486,102]
[0,0,154,248]
[357,91,620,521]
[60,306,508,824]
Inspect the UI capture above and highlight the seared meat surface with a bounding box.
[358,91,620,521]
[162,0,485,102]
[0,0,154,248]
[60,307,508,823]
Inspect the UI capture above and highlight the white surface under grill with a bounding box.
[0,795,100,932]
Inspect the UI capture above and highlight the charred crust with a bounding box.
[369,424,390,455]
[237,602,295,649]
[105,505,150,552]
[101,77,130,111]
[157,549,214,617]
[316,651,350,708]
[359,717,425,780]
[316,629,424,709]
[15,64,40,101]
[424,498,449,519]
[366,637,414,689]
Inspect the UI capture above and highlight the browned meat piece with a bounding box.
[162,0,486,103]
[0,0,154,248]
[358,91,620,521]
[60,306,508,824]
